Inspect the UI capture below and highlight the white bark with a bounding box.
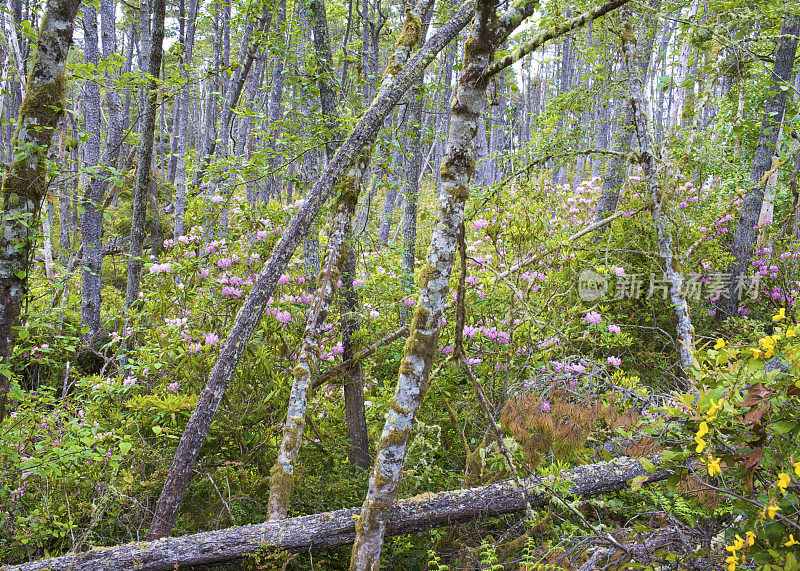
[620,21,695,370]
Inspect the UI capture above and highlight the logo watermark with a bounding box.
[578,270,761,302]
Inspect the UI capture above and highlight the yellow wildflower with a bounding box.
[767,502,781,519]
[786,327,796,338]
[745,531,755,547]
[753,349,763,359]
[773,308,786,321]
[695,436,706,453]
[794,460,800,477]
[707,457,722,477]
[759,336,776,358]
[725,554,738,571]
[697,421,709,437]
[706,399,723,421]
[714,338,726,350]
[785,534,799,547]
[777,473,791,494]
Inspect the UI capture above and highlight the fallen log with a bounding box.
[2,456,666,571]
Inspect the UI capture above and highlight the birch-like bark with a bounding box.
[667,0,699,132]
[267,2,431,520]
[619,20,694,370]
[0,0,81,422]
[266,151,370,520]
[349,0,545,564]
[146,4,475,540]
[724,14,800,316]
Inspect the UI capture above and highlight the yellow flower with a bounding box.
[706,399,723,421]
[773,308,786,321]
[695,436,706,453]
[745,531,755,547]
[785,534,799,547]
[777,472,791,494]
[767,502,781,519]
[697,421,709,438]
[753,349,763,359]
[714,338,726,350]
[707,457,722,477]
[794,460,800,477]
[787,327,796,338]
[725,554,738,571]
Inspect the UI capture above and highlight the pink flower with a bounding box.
[473,219,489,230]
[276,311,292,325]
[612,266,625,277]
[123,376,137,387]
[541,401,551,412]
[210,194,224,203]
[331,342,344,355]
[277,274,292,285]
[607,356,621,367]
[608,324,621,334]
[402,297,415,307]
[149,262,172,274]
[187,343,202,354]
[585,311,602,325]
[369,309,380,319]
[167,382,179,392]
[204,332,219,345]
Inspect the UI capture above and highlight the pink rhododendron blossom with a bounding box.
[607,356,621,367]
[204,332,219,345]
[277,274,291,285]
[167,382,179,392]
[608,324,621,334]
[541,401,551,412]
[585,311,602,325]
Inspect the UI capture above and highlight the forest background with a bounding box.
[0,0,799,568]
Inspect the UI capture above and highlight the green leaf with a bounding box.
[630,474,648,492]
[152,426,163,435]
[772,420,797,435]
[13,269,26,280]
[119,441,132,455]
[638,458,657,474]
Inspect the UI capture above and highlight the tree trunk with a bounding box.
[0,0,81,422]
[619,17,695,370]
[261,0,288,203]
[724,14,800,316]
[4,456,666,571]
[80,0,103,340]
[122,0,165,325]
[172,0,198,239]
[146,4,475,540]
[349,0,542,564]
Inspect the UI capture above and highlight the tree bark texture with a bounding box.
[5,456,667,571]
[619,19,695,370]
[267,0,431,520]
[724,14,800,316]
[122,0,165,316]
[349,0,544,564]
[146,3,476,540]
[0,0,81,422]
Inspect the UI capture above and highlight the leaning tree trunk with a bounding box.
[0,0,81,422]
[724,13,800,316]
[349,0,632,564]
[619,18,695,370]
[350,0,535,564]
[145,5,476,540]
[266,149,370,520]
[122,0,165,325]
[267,2,431,520]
